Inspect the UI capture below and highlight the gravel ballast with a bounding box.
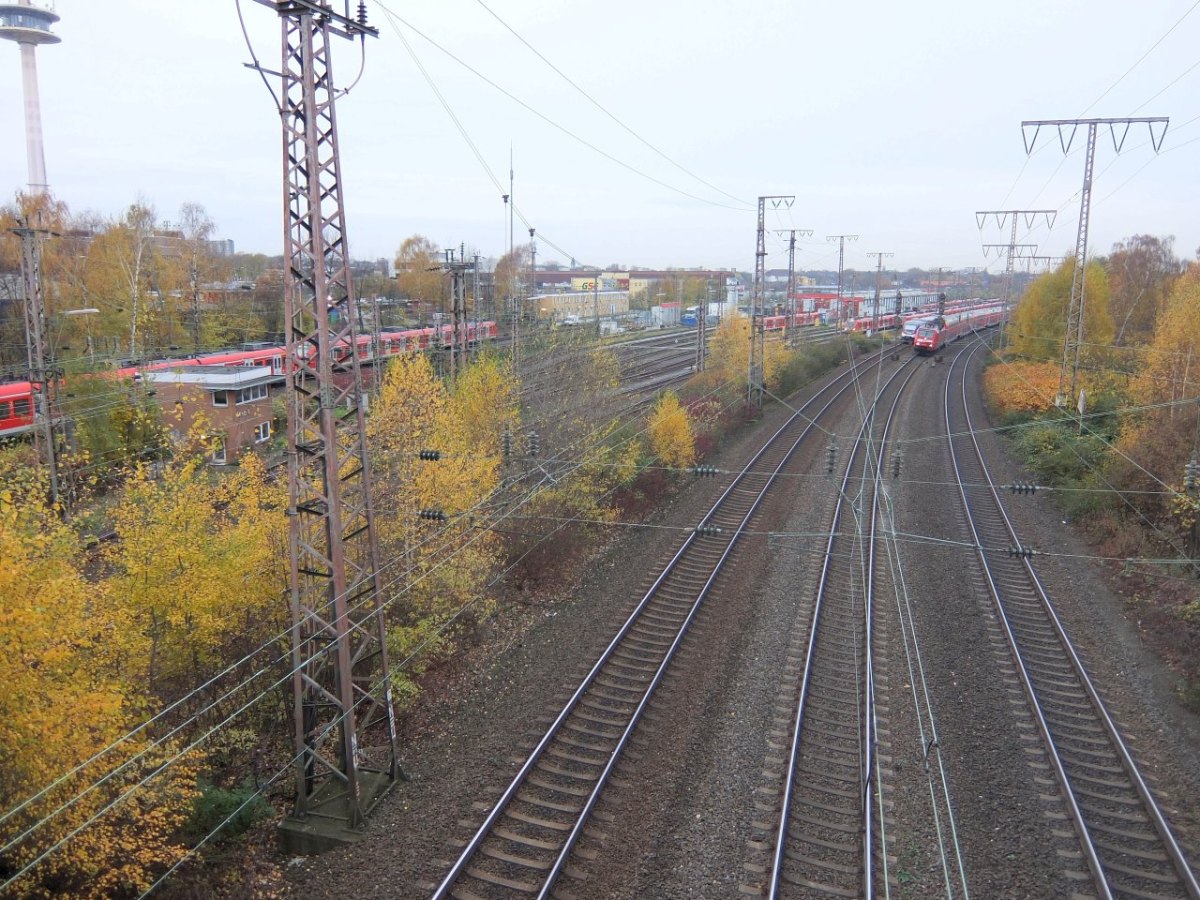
[280,344,1200,897]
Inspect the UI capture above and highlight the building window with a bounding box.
[236,384,268,404]
[212,390,228,407]
[253,421,271,444]
[211,437,227,464]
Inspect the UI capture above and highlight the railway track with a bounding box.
[946,342,1200,900]
[431,348,899,899]
[756,353,918,898]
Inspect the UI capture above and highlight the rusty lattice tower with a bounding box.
[257,0,397,850]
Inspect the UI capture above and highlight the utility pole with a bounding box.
[775,228,812,346]
[696,277,709,373]
[975,208,1056,317]
[750,195,793,411]
[1021,116,1168,406]
[593,269,600,336]
[259,0,397,847]
[528,226,536,333]
[826,234,858,327]
[866,251,893,333]
[13,216,59,506]
[443,247,470,380]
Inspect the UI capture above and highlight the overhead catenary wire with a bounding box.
[1079,0,1200,116]
[468,0,749,208]
[372,2,753,212]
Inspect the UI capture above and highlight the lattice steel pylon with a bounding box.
[1021,117,1168,407]
[749,195,793,410]
[866,251,893,331]
[826,234,857,326]
[975,208,1056,312]
[13,216,58,506]
[775,228,812,346]
[262,0,397,849]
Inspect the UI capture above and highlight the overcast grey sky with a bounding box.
[2,1,1197,277]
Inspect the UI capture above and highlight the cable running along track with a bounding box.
[764,354,918,898]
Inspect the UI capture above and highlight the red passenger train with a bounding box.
[912,302,1005,354]
[842,312,903,334]
[0,320,499,440]
[761,310,823,332]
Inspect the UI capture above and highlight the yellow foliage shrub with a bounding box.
[648,391,696,469]
[982,360,1062,416]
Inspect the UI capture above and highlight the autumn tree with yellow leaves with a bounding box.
[648,391,696,470]
[105,453,288,694]
[1113,264,1200,523]
[1007,259,1114,361]
[0,450,202,899]
[368,352,519,700]
[706,312,789,394]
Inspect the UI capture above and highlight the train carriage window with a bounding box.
[0,402,9,419]
[13,399,30,417]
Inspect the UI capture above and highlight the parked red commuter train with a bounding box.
[0,381,36,437]
[761,310,823,332]
[0,321,499,440]
[842,312,902,333]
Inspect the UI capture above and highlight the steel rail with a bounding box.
[952,342,1200,899]
[943,340,1112,897]
[767,355,919,899]
[432,346,902,898]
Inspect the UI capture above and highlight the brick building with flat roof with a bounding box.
[145,366,282,464]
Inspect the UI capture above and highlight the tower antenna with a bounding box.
[0,0,61,193]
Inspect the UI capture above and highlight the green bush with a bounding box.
[775,343,845,395]
[1012,420,1107,485]
[187,778,272,844]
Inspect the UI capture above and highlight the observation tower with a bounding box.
[0,0,60,193]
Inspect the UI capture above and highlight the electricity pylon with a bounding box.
[1021,117,1168,406]
[12,216,59,505]
[775,228,812,346]
[975,209,1056,314]
[257,0,397,849]
[826,234,858,325]
[750,195,793,410]
[866,251,893,332]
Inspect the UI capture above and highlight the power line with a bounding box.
[468,0,748,207]
[1079,0,1200,115]
[372,2,753,212]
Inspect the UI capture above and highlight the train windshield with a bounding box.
[915,325,937,338]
